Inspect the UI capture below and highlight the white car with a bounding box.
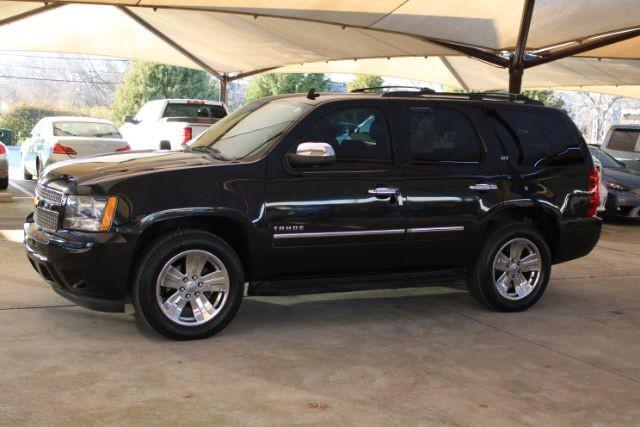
[21,117,130,180]
[120,99,228,151]
[0,142,8,189]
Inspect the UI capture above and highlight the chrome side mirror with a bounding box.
[287,142,336,168]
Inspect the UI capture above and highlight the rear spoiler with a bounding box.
[163,116,223,125]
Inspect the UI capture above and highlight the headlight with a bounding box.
[605,181,629,192]
[63,195,117,232]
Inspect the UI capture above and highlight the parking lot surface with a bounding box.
[1,196,640,425]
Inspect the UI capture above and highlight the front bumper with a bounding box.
[24,214,137,312]
[552,216,602,264]
[604,191,640,218]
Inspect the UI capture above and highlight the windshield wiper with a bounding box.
[190,146,226,160]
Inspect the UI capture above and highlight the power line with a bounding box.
[0,74,120,84]
[0,52,132,62]
[0,63,126,74]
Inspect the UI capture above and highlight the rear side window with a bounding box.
[607,129,640,153]
[491,109,583,167]
[408,107,481,164]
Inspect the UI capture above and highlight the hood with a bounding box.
[602,167,640,190]
[42,149,227,186]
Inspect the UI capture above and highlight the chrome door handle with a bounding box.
[469,183,498,191]
[368,187,399,196]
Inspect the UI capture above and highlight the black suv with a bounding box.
[25,90,602,340]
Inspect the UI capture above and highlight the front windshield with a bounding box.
[591,148,624,168]
[189,99,311,161]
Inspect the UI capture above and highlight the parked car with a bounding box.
[590,146,640,219]
[592,156,608,214]
[601,125,640,171]
[0,142,8,189]
[25,90,602,340]
[21,117,130,180]
[120,99,228,151]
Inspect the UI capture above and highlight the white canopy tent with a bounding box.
[0,1,639,100]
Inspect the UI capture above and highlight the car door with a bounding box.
[399,102,505,269]
[265,101,406,277]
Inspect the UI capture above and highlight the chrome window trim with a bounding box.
[273,226,464,239]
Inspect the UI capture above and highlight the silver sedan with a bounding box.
[21,116,130,180]
[0,142,8,189]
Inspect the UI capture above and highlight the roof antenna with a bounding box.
[306,88,320,100]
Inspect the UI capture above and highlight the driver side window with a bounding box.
[300,107,392,165]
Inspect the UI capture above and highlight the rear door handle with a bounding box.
[469,183,498,191]
[368,187,400,197]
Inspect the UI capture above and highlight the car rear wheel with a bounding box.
[467,223,551,311]
[0,177,7,190]
[132,229,244,340]
[23,167,32,180]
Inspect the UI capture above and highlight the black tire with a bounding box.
[467,223,551,312]
[35,159,41,179]
[132,229,244,340]
[23,167,32,181]
[0,177,7,190]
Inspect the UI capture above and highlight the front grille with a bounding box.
[36,184,64,205]
[34,207,60,232]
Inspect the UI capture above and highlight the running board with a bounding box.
[248,269,467,296]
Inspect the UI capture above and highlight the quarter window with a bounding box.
[492,109,582,167]
[300,107,391,163]
[408,108,481,164]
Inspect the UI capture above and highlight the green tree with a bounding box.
[245,73,330,101]
[347,75,384,92]
[522,90,565,108]
[111,62,220,124]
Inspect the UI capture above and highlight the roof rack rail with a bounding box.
[381,90,544,106]
[350,86,435,94]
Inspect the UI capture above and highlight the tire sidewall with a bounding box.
[135,231,244,340]
[479,225,551,311]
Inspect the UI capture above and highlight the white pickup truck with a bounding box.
[120,99,228,150]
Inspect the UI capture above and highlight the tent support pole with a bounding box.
[117,6,225,81]
[220,75,228,104]
[509,0,535,94]
[440,57,470,92]
[526,27,640,68]
[0,3,64,27]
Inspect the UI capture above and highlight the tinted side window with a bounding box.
[301,107,391,163]
[495,110,582,167]
[607,129,640,153]
[408,107,481,164]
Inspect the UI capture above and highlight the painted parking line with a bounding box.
[9,180,34,197]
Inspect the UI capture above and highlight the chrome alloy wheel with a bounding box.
[156,249,230,326]
[492,238,542,301]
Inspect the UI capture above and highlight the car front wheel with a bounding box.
[467,223,551,311]
[132,229,244,340]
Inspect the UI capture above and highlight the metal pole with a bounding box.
[509,0,535,94]
[220,76,228,105]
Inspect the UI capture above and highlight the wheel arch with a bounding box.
[480,202,561,260]
[131,208,261,286]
